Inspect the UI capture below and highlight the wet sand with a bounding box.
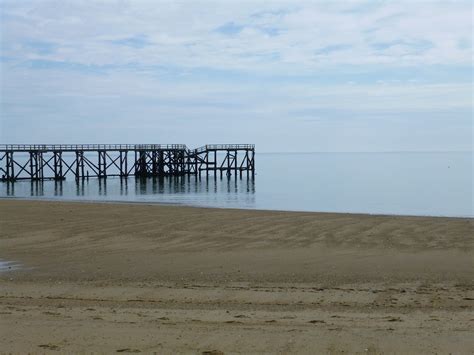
[0,199,473,353]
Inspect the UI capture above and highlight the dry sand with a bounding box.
[0,199,473,354]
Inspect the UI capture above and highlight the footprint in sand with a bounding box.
[38,344,60,350]
[202,351,224,355]
[116,348,141,353]
[234,314,250,318]
[386,316,403,322]
[42,311,61,316]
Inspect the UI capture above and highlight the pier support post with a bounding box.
[53,151,63,180]
[234,150,238,177]
[119,150,128,177]
[159,150,164,176]
[75,151,85,180]
[251,150,255,177]
[98,150,107,178]
[5,151,14,181]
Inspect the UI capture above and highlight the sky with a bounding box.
[0,0,472,152]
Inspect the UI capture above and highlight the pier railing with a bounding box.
[0,144,188,152]
[0,144,255,152]
[193,144,255,154]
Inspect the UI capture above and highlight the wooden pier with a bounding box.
[0,144,255,181]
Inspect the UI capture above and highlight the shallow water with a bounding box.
[0,260,21,272]
[0,152,472,217]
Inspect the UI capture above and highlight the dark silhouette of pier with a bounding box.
[0,144,255,181]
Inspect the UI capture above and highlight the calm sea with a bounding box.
[1,152,472,217]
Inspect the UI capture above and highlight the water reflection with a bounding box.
[133,175,255,195]
[54,180,63,196]
[98,179,107,196]
[5,181,14,196]
[30,181,44,196]
[2,175,256,209]
[120,178,128,196]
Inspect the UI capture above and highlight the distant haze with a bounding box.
[0,1,472,152]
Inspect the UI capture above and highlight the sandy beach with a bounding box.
[0,199,473,354]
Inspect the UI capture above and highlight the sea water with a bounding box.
[0,152,472,217]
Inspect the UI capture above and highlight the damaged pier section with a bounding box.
[0,144,255,181]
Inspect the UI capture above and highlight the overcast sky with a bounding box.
[0,0,472,152]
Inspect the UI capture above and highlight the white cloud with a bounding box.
[1,1,472,70]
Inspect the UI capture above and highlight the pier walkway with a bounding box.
[0,144,255,181]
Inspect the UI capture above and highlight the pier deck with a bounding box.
[0,144,255,181]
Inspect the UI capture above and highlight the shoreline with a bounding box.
[1,199,473,353]
[1,196,472,219]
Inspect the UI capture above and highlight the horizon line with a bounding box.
[258,150,473,154]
